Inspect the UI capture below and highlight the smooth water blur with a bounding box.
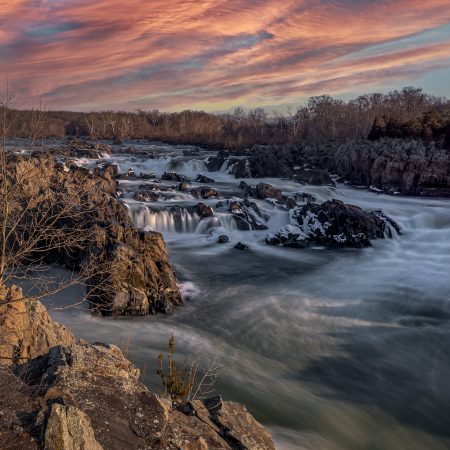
[46,142,450,450]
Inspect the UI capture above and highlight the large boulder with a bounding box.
[216,200,268,231]
[267,199,399,248]
[87,229,182,316]
[191,186,219,199]
[162,172,190,182]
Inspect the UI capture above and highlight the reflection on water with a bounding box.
[45,143,450,450]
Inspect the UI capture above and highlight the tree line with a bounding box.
[5,86,450,149]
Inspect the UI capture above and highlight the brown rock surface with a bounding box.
[0,285,75,365]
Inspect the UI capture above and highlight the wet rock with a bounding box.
[196,173,215,183]
[294,168,335,186]
[195,202,214,218]
[115,167,136,179]
[0,285,75,365]
[267,199,399,248]
[282,192,315,209]
[191,186,219,199]
[44,404,103,450]
[177,181,190,191]
[206,151,227,171]
[162,172,190,182]
[229,158,250,178]
[223,200,268,231]
[234,242,249,250]
[133,190,160,202]
[218,235,229,244]
[139,172,156,179]
[183,148,200,156]
[255,182,283,201]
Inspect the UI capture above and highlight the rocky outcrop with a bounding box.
[216,200,268,231]
[294,168,335,186]
[248,144,299,178]
[162,172,190,182]
[0,296,275,450]
[195,202,214,218]
[87,228,182,316]
[7,155,181,316]
[196,173,215,183]
[267,199,399,248]
[327,138,450,197]
[239,181,283,202]
[0,285,75,365]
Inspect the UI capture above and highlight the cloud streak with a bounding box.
[1,0,450,110]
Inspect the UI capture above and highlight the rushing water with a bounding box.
[46,142,450,449]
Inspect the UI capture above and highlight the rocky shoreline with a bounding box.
[0,286,274,449]
[205,136,450,198]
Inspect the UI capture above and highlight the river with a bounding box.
[46,142,450,449]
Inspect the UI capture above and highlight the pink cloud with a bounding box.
[1,0,449,110]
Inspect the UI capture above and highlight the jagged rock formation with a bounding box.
[326,138,450,197]
[6,155,181,316]
[267,199,399,248]
[216,200,268,231]
[0,291,275,450]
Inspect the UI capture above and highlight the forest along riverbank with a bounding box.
[47,141,450,450]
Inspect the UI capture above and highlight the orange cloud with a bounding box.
[0,0,449,110]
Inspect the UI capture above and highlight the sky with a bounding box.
[1,0,450,112]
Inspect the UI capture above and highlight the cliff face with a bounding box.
[6,154,181,316]
[0,287,275,450]
[327,138,450,197]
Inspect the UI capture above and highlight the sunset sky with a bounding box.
[1,0,450,112]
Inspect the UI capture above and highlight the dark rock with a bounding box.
[267,199,399,248]
[326,138,450,197]
[255,182,283,201]
[195,202,214,218]
[217,235,229,244]
[115,167,136,179]
[247,144,298,178]
[295,168,335,186]
[191,186,219,199]
[229,158,250,178]
[183,148,200,156]
[133,191,160,202]
[177,181,190,191]
[234,242,249,250]
[196,173,215,183]
[220,200,268,231]
[161,172,190,182]
[139,172,156,179]
[206,151,227,171]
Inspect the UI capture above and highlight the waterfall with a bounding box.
[130,205,201,233]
